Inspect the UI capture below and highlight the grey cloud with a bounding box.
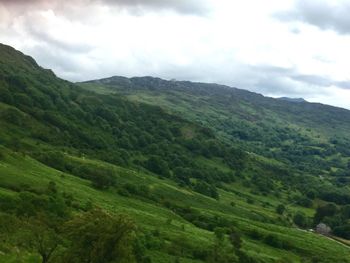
[232,65,350,96]
[0,0,211,15]
[275,0,350,34]
[26,43,92,81]
[102,0,211,15]
[237,65,309,96]
[290,74,350,90]
[290,74,333,87]
[158,64,317,97]
[335,81,350,89]
[25,23,94,54]
[0,0,43,3]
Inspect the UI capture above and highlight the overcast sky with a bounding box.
[1,0,350,109]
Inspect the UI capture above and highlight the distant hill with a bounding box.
[82,76,350,178]
[278,97,307,103]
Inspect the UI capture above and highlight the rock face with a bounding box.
[316,223,331,236]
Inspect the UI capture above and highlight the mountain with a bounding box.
[278,97,307,103]
[81,76,350,178]
[1,43,350,263]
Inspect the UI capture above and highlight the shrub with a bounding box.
[276,204,286,215]
[293,212,307,228]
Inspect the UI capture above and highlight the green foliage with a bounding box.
[145,156,170,177]
[18,215,63,263]
[87,75,350,195]
[293,212,308,228]
[314,204,338,224]
[263,234,293,250]
[333,224,350,239]
[193,181,219,199]
[207,227,239,263]
[63,209,136,263]
[296,197,313,208]
[276,204,286,215]
[1,44,350,263]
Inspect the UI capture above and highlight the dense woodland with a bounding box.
[0,43,350,262]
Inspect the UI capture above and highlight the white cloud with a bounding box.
[1,0,350,109]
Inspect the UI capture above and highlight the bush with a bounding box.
[35,151,66,171]
[297,197,313,208]
[1,108,24,125]
[193,181,219,199]
[314,204,338,224]
[246,198,254,204]
[71,163,116,190]
[247,229,265,240]
[333,224,350,239]
[91,171,115,189]
[293,212,307,228]
[276,204,285,215]
[264,234,292,249]
[145,156,170,177]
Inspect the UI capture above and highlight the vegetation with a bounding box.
[0,43,349,262]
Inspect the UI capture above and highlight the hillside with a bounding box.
[0,43,349,263]
[82,76,350,179]
[277,97,306,103]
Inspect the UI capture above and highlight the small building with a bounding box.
[316,223,331,236]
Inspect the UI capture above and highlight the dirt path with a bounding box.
[296,228,350,249]
[327,235,350,248]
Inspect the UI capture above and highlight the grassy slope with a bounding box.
[0,148,349,262]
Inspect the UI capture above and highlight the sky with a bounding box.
[1,0,350,109]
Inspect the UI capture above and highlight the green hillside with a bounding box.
[81,76,350,199]
[0,43,349,263]
[81,76,350,176]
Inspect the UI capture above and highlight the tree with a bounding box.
[0,212,21,245]
[306,189,317,200]
[293,212,307,228]
[207,227,238,263]
[63,209,136,263]
[194,181,219,199]
[340,205,350,220]
[2,107,23,125]
[333,224,350,239]
[228,228,242,251]
[0,212,64,263]
[173,167,191,185]
[91,171,116,190]
[314,204,338,224]
[276,204,285,215]
[19,215,63,263]
[297,197,313,208]
[146,156,170,177]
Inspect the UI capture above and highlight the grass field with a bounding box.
[0,148,349,263]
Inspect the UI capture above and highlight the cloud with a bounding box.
[24,16,94,54]
[1,0,350,109]
[289,74,350,90]
[231,65,350,96]
[104,0,212,15]
[0,0,211,16]
[275,0,350,34]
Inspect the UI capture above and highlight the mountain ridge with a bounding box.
[82,75,349,112]
[278,97,307,103]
